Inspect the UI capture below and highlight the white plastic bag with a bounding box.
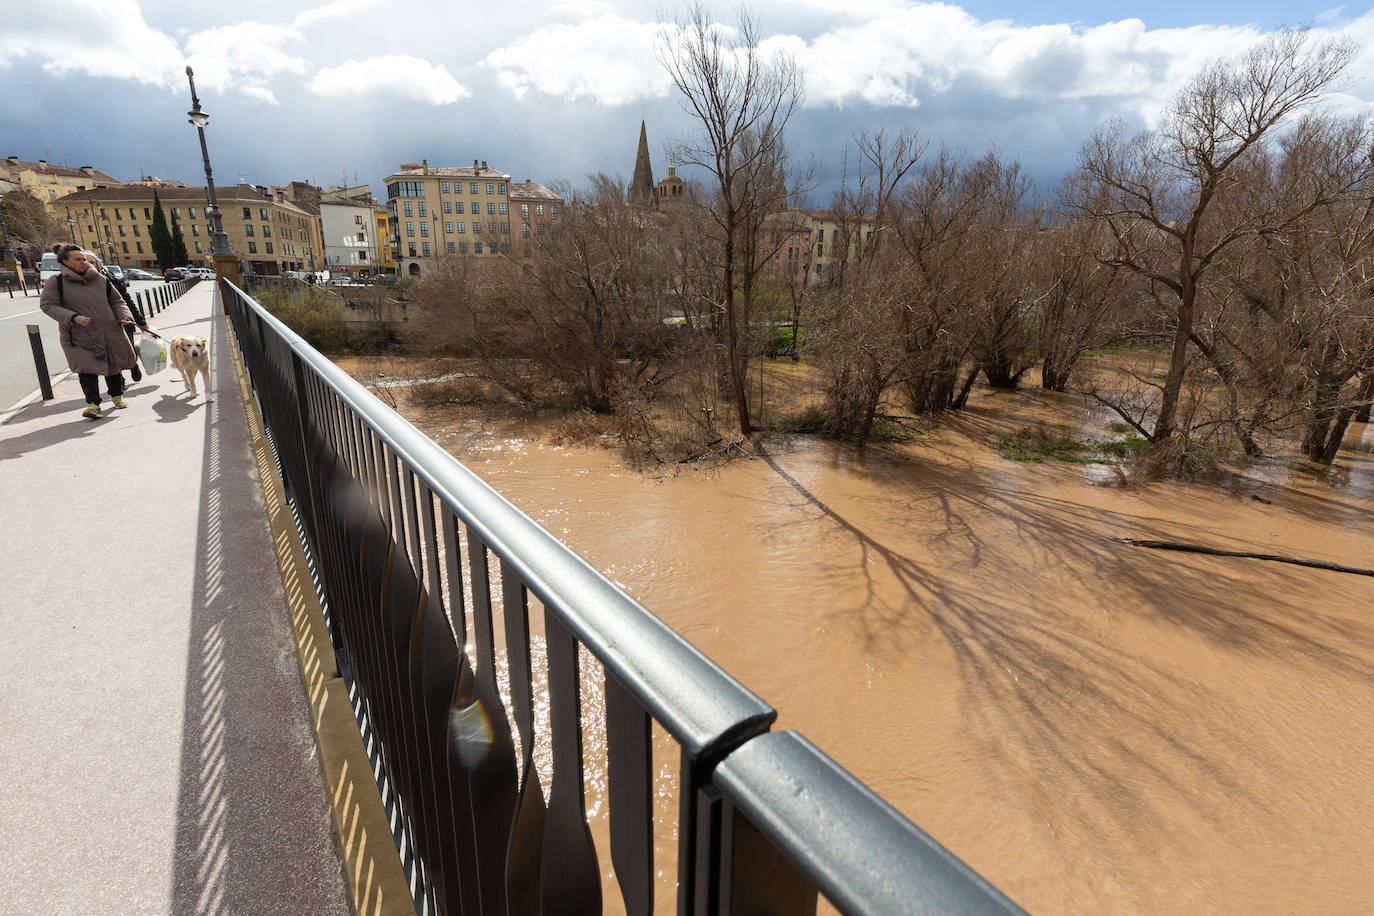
[139,333,167,376]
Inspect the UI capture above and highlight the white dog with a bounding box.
[170,335,213,401]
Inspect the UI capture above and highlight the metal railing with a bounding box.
[220,278,1025,916]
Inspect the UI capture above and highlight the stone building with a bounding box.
[508,180,562,258]
[75,184,323,274]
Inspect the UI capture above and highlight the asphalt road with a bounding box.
[0,279,164,411]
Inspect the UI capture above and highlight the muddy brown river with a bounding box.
[356,361,1374,914]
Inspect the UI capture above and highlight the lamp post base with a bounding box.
[211,253,240,288]
[2,259,26,293]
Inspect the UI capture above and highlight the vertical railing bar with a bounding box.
[606,672,654,916]
[403,467,424,588]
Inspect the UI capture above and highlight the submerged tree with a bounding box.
[1073,28,1358,450]
[659,2,805,435]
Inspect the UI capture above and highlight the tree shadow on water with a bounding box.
[758,450,1374,866]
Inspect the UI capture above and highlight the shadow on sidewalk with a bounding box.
[0,409,124,460]
[150,393,206,424]
[168,298,348,915]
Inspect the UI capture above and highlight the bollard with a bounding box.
[26,324,54,401]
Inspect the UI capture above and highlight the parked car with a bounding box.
[104,264,127,283]
[163,267,187,280]
[39,252,61,287]
[125,268,158,281]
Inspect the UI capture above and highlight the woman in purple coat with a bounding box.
[39,244,138,419]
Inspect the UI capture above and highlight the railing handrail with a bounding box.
[713,731,1028,915]
[225,280,775,759]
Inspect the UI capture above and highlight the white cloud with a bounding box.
[484,13,674,105]
[309,55,470,104]
[292,0,380,29]
[0,0,183,86]
[481,3,1374,125]
[183,21,311,105]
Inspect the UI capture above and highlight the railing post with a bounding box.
[26,324,53,401]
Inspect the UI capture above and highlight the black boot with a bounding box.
[131,365,142,382]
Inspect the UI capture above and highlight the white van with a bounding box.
[39,252,61,287]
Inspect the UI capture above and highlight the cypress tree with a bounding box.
[149,192,174,268]
[170,213,189,266]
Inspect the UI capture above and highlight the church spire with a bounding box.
[628,120,658,210]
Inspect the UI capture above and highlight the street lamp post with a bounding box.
[185,66,238,286]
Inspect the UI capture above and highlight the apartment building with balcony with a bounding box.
[385,160,512,277]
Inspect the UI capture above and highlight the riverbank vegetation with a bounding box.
[360,21,1374,482]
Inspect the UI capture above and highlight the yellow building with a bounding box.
[385,160,513,277]
[375,207,394,272]
[74,184,323,274]
[1,157,118,205]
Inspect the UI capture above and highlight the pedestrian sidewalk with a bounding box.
[0,282,349,914]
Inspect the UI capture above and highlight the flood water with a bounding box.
[367,364,1374,914]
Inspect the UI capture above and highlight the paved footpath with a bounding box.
[0,282,349,914]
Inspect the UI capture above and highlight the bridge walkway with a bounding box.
[0,281,350,914]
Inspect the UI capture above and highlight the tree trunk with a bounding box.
[1318,407,1356,464]
[722,234,753,435]
[1153,281,1194,441]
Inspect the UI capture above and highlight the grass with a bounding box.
[994,422,1150,464]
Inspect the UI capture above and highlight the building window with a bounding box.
[135,242,144,253]
[446,242,455,253]
[522,223,530,237]
[458,242,468,254]
[408,243,417,257]
[487,202,496,215]
[190,224,199,236]
[263,225,271,237]
[500,243,509,254]
[260,208,268,220]
[537,224,546,234]
[485,182,494,195]
[114,208,122,219]
[488,222,498,234]
[99,208,106,218]
[418,202,427,217]
[248,241,257,253]
[471,222,480,234]
[246,224,254,236]
[404,201,413,217]
[122,242,129,253]
[445,221,453,233]
[132,225,141,237]
[816,244,823,256]
[422,241,430,256]
[118,225,126,237]
[443,201,452,214]
[406,222,414,237]
[266,242,274,253]
[454,202,464,214]
[520,204,529,218]
[144,207,151,219]
[242,207,251,218]
[189,207,197,219]
[470,182,479,194]
[387,181,425,198]
[420,222,429,237]
[474,242,483,254]
[536,204,544,215]
[441,180,450,193]
[192,242,199,252]
[551,205,559,219]
[498,202,507,215]
[456,222,465,233]
[497,182,505,194]
[172,208,180,219]
[500,222,508,234]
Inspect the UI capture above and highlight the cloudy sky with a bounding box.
[4,1,1374,201]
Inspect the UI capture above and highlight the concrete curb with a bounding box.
[224,305,415,916]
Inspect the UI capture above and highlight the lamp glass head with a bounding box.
[187,110,210,128]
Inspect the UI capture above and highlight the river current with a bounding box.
[359,363,1374,914]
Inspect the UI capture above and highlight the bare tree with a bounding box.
[1073,28,1358,448]
[659,2,805,435]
